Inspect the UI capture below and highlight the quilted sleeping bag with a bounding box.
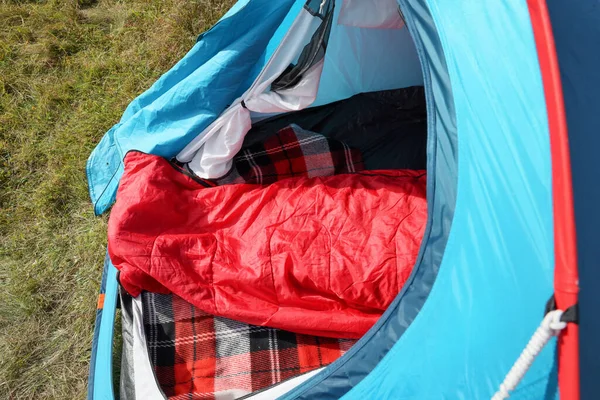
[108,151,427,338]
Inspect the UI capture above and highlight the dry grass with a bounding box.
[0,1,233,398]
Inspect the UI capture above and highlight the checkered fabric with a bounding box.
[217,124,363,184]
[175,124,364,186]
[143,292,355,400]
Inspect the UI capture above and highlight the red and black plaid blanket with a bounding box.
[145,125,363,399]
[176,124,364,186]
[143,292,355,400]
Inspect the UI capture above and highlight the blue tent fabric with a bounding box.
[337,0,556,397]
[88,255,119,400]
[87,255,109,400]
[547,1,600,398]
[87,0,573,398]
[86,0,296,215]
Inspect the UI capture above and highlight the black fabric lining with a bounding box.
[167,157,215,188]
[246,87,428,171]
[545,295,579,324]
[304,0,332,19]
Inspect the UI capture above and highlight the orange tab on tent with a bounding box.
[97,294,105,310]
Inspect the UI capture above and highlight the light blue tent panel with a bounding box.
[312,1,423,106]
[90,257,119,400]
[341,0,556,397]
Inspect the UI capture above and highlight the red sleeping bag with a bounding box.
[108,152,427,338]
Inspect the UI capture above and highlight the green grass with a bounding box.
[0,1,233,398]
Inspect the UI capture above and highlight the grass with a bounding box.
[0,1,234,398]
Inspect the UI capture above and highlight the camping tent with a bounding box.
[86,0,600,398]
